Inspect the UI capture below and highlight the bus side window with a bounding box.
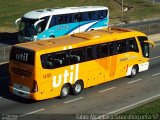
[58,15,64,24]
[41,55,54,69]
[74,13,82,22]
[88,12,92,20]
[69,48,84,64]
[85,46,92,61]
[64,15,69,23]
[49,16,56,28]
[41,51,68,69]
[88,11,98,20]
[54,52,69,67]
[129,38,139,52]
[108,42,115,56]
[115,40,127,54]
[74,14,78,22]
[98,11,103,19]
[69,14,73,23]
[78,14,83,22]
[85,45,97,61]
[98,10,107,19]
[102,10,107,18]
[83,12,89,21]
[99,43,108,58]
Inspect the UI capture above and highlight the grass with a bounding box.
[0,0,160,32]
[122,98,160,120]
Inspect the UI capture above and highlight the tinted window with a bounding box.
[137,36,149,58]
[99,43,108,58]
[49,15,70,27]
[129,37,139,52]
[74,13,83,22]
[49,16,56,27]
[115,40,127,54]
[41,51,69,69]
[98,10,107,19]
[69,48,84,64]
[85,45,98,61]
[108,42,115,55]
[10,46,35,65]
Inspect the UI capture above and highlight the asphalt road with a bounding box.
[0,41,160,120]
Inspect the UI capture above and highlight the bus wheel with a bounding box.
[130,65,138,78]
[60,84,70,99]
[72,81,83,95]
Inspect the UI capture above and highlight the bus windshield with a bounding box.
[19,18,38,37]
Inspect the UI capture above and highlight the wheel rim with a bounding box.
[62,87,68,97]
[75,84,81,93]
[131,67,136,76]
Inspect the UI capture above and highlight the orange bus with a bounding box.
[9,27,154,100]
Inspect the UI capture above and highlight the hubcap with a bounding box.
[62,87,68,96]
[75,84,81,93]
[132,68,136,76]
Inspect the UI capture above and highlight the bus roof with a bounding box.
[23,6,108,19]
[15,28,146,52]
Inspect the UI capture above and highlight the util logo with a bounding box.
[52,64,79,88]
[16,53,28,62]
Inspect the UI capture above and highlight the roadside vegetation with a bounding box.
[123,98,160,119]
[0,0,160,32]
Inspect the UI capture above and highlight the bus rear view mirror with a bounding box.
[15,18,21,26]
[144,40,155,49]
[34,19,44,29]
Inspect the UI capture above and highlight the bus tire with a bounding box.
[72,81,83,95]
[60,84,70,99]
[130,65,138,78]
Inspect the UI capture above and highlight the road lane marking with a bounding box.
[150,56,160,60]
[20,108,45,117]
[127,79,142,84]
[94,93,160,120]
[64,97,84,104]
[152,72,160,77]
[0,76,9,80]
[99,87,116,93]
[0,94,12,99]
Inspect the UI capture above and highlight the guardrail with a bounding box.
[0,20,160,64]
[126,22,160,35]
[0,46,11,63]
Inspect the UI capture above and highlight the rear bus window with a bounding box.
[10,46,35,65]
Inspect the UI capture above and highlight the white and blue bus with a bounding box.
[15,6,109,42]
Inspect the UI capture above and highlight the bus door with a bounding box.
[108,40,127,80]
[114,40,129,78]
